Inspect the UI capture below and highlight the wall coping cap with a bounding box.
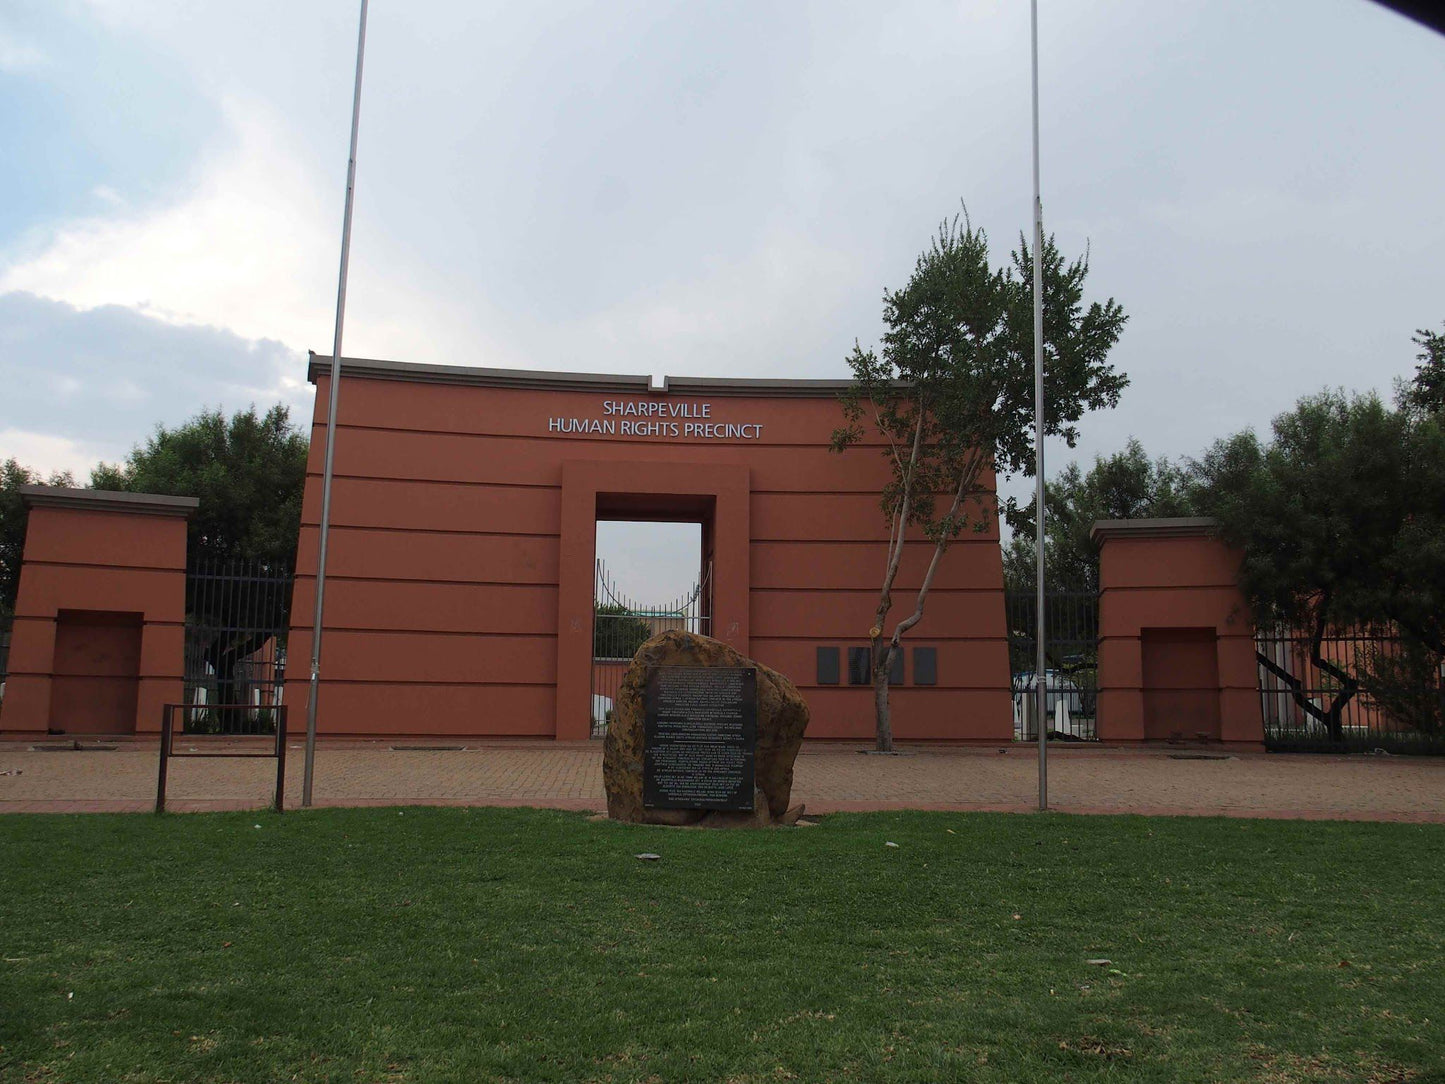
[307,352,892,398]
[1090,516,1221,544]
[19,486,199,518]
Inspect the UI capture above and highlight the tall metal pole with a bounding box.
[304,0,370,808]
[1030,0,1048,811]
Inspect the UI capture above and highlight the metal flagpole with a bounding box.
[304,0,370,807]
[1030,0,1048,811]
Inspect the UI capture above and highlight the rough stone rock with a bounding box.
[603,630,810,826]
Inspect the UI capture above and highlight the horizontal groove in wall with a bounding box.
[9,615,185,628]
[18,559,185,575]
[1098,632,1253,639]
[750,586,1001,596]
[300,470,986,505]
[1101,684,1259,692]
[298,523,561,540]
[6,670,186,680]
[311,419,895,451]
[292,573,559,589]
[793,686,1009,693]
[1101,584,1240,593]
[310,679,556,688]
[749,537,997,547]
[294,628,558,640]
[290,574,996,593]
[750,633,1008,643]
[749,490,996,499]
[303,471,560,492]
[293,524,995,547]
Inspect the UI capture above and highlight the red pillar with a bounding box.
[0,488,195,738]
[1092,517,1263,749]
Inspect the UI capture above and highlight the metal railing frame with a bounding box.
[156,703,288,813]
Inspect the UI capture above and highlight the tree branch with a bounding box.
[890,451,984,644]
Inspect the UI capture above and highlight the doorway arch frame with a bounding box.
[556,459,749,740]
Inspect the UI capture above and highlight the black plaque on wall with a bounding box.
[643,666,757,811]
[913,646,937,686]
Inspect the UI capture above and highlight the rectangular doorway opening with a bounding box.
[48,609,143,736]
[591,508,712,738]
[1141,627,1222,742]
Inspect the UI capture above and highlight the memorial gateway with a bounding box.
[284,353,1014,741]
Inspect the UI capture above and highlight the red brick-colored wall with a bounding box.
[1093,519,1263,747]
[0,491,195,737]
[288,358,1013,740]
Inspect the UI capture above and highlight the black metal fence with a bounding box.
[1256,625,1445,754]
[1005,590,1099,741]
[590,559,711,738]
[184,557,292,735]
[156,703,289,812]
[0,615,11,690]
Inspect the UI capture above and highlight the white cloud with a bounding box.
[0,429,112,479]
[1,98,336,350]
[0,291,313,476]
[0,30,48,72]
[0,93,522,372]
[515,228,863,379]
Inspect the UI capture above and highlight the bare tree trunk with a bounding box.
[867,408,926,751]
[1307,606,1356,742]
[869,456,984,750]
[873,646,894,752]
[1255,597,1356,742]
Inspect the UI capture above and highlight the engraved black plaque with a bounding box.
[643,666,757,811]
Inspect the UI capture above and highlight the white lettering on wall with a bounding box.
[547,400,763,440]
[548,417,617,435]
[601,399,712,419]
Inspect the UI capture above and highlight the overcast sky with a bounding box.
[2,1,1442,601]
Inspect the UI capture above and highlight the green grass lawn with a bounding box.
[1,808,1442,1083]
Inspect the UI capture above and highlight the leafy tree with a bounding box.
[1189,391,1445,740]
[593,604,654,660]
[0,460,75,622]
[91,405,308,566]
[1360,637,1445,738]
[92,406,309,707]
[1004,438,1190,595]
[831,212,1127,750]
[1402,322,1445,416]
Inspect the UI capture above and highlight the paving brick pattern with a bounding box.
[2,740,1442,822]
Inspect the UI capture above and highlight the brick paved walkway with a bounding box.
[1,739,1442,822]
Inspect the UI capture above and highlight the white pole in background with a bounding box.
[1030,0,1048,811]
[304,0,370,808]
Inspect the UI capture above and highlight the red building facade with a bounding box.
[287,356,1014,741]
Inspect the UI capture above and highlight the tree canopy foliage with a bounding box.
[91,405,309,568]
[592,604,655,661]
[1190,389,1445,737]
[0,460,76,621]
[1402,323,1445,417]
[85,405,309,707]
[832,211,1127,749]
[1004,439,1190,594]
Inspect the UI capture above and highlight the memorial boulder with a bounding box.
[603,630,810,826]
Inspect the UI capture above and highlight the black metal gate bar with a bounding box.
[1004,590,1099,741]
[184,557,291,735]
[589,559,711,738]
[1255,624,1445,754]
[156,703,288,812]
